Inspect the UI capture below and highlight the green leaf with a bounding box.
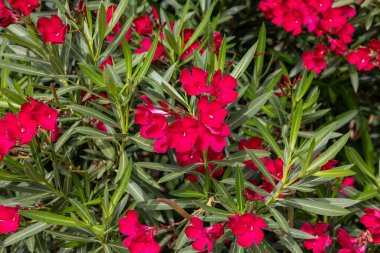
[313,167,355,178]
[295,70,314,102]
[170,189,205,198]
[288,228,316,239]
[79,63,105,86]
[231,42,257,79]
[306,133,349,174]
[136,37,158,80]
[252,23,266,86]
[54,121,81,152]
[0,87,27,105]
[3,222,51,246]
[110,158,132,214]
[254,119,284,161]
[279,199,350,216]
[68,104,119,128]
[20,210,88,227]
[289,102,303,153]
[269,207,289,232]
[0,60,52,77]
[235,166,245,212]
[44,231,97,243]
[69,199,96,225]
[227,92,271,130]
[195,202,234,216]
[182,2,215,52]
[157,163,201,183]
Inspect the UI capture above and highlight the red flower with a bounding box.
[321,159,339,170]
[118,210,160,253]
[360,208,380,244]
[0,114,20,159]
[183,28,195,44]
[239,137,265,170]
[340,176,355,195]
[8,0,40,16]
[328,37,347,55]
[197,122,230,153]
[301,43,328,74]
[213,32,223,54]
[17,111,37,145]
[263,158,283,183]
[177,148,225,182]
[210,70,238,105]
[179,67,209,96]
[282,10,304,35]
[368,39,380,51]
[50,126,60,143]
[181,42,204,60]
[21,98,58,131]
[133,14,154,35]
[105,5,132,43]
[37,15,67,44]
[300,222,332,253]
[319,8,348,33]
[0,2,15,28]
[168,117,199,153]
[135,37,166,62]
[228,212,267,248]
[308,0,333,14]
[100,56,113,70]
[337,228,367,253]
[347,48,375,71]
[0,205,20,234]
[185,217,224,252]
[197,96,228,129]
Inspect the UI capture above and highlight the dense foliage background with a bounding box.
[0,0,380,252]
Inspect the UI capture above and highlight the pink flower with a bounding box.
[360,208,380,244]
[301,43,328,74]
[119,210,160,253]
[37,15,68,44]
[228,213,266,248]
[135,37,167,62]
[133,14,154,35]
[0,2,15,28]
[168,117,199,153]
[300,222,332,253]
[0,205,20,234]
[179,67,209,96]
[210,70,238,105]
[337,228,367,253]
[185,217,224,252]
[8,0,40,16]
[347,48,375,71]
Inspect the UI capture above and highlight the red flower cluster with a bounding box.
[135,68,237,179]
[228,212,267,248]
[259,0,356,74]
[0,99,58,160]
[0,0,40,28]
[337,228,367,253]
[106,5,132,43]
[300,222,332,253]
[360,208,380,244]
[37,14,68,44]
[185,217,224,252]
[119,210,160,253]
[348,39,380,71]
[0,205,20,234]
[302,43,329,74]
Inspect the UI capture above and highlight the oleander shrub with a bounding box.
[0,0,380,253]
